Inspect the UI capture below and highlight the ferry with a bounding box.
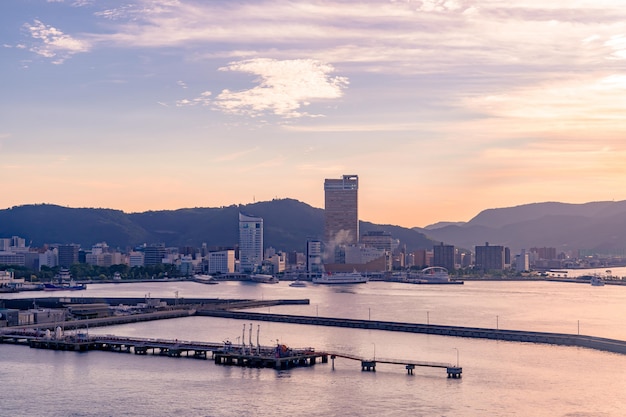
[407,267,463,285]
[312,270,368,284]
[43,268,86,291]
[250,274,279,284]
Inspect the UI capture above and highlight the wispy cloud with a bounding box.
[213,58,348,118]
[23,19,90,64]
[175,91,211,107]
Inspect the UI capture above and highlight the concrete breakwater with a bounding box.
[196,309,626,355]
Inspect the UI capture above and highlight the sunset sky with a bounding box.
[2,0,626,228]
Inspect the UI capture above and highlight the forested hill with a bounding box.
[0,199,435,252]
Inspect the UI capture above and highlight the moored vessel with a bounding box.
[250,274,279,284]
[312,270,368,284]
[44,268,86,291]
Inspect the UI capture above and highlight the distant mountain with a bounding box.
[417,201,626,254]
[0,199,435,253]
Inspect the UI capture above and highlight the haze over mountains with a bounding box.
[416,201,626,254]
[1,199,626,255]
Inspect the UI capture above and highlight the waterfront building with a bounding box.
[360,231,398,253]
[530,247,557,260]
[324,175,359,259]
[475,242,506,271]
[433,242,455,272]
[0,236,27,251]
[128,251,144,268]
[306,239,323,273]
[0,252,25,266]
[516,249,530,272]
[345,244,388,266]
[238,212,263,273]
[143,244,166,266]
[266,252,286,274]
[38,249,57,270]
[206,250,235,274]
[57,244,80,267]
[412,249,433,268]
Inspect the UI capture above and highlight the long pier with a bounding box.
[0,329,459,376]
[196,309,626,355]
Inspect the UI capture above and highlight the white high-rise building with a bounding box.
[239,212,263,273]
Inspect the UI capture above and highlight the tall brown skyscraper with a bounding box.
[324,174,359,247]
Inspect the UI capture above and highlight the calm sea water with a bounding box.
[2,280,626,416]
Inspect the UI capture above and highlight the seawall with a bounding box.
[196,309,626,355]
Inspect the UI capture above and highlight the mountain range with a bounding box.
[415,200,626,255]
[2,199,626,255]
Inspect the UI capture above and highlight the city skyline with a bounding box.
[3,1,626,228]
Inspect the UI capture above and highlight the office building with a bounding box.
[206,250,235,274]
[57,244,80,267]
[144,244,166,266]
[433,242,455,272]
[306,239,323,273]
[239,212,263,273]
[324,175,359,263]
[475,242,506,271]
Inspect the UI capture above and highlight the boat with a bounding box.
[43,268,86,291]
[312,270,368,284]
[43,281,86,291]
[250,274,279,284]
[407,267,463,285]
[590,275,605,286]
[289,280,306,287]
[193,274,219,285]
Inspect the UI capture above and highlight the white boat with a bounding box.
[289,280,306,287]
[313,270,368,284]
[250,274,279,284]
[407,267,463,285]
[193,274,219,285]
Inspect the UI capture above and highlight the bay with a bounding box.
[2,280,625,416]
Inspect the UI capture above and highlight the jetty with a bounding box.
[0,326,459,376]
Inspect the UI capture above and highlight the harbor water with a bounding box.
[2,280,626,416]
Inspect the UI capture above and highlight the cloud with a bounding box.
[23,19,90,64]
[213,58,348,118]
[175,91,211,107]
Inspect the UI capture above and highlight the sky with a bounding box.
[2,0,626,228]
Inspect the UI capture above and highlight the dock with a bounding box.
[0,329,457,376]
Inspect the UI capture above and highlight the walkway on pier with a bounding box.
[196,309,626,356]
[327,351,461,377]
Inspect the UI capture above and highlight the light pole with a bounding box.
[372,342,376,361]
[496,315,499,330]
[427,311,430,325]
[368,307,371,320]
[453,347,459,367]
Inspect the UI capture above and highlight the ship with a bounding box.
[43,268,86,291]
[250,274,279,284]
[312,270,368,284]
[407,267,463,285]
